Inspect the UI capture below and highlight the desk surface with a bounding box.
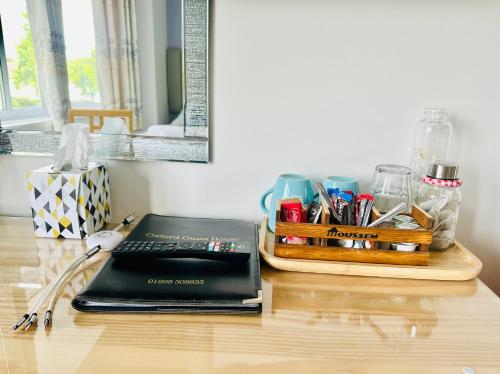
[0,217,499,373]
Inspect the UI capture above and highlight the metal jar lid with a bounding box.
[427,161,459,180]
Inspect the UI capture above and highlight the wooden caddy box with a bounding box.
[274,201,434,266]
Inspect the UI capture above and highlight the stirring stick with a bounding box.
[367,202,407,228]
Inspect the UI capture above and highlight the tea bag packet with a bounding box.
[53,123,91,172]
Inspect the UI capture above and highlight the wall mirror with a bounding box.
[0,0,209,162]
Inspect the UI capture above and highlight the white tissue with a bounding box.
[53,123,91,172]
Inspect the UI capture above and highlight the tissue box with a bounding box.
[27,163,112,239]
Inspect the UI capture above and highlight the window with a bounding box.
[0,0,100,124]
[0,1,45,121]
[61,0,100,108]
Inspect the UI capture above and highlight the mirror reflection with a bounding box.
[0,0,209,162]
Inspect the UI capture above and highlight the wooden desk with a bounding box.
[0,217,499,373]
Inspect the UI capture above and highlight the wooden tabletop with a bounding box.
[0,216,499,373]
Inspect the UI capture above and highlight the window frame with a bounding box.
[0,13,48,123]
[0,14,12,111]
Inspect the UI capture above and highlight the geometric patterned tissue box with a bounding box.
[27,162,112,239]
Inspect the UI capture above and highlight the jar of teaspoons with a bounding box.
[415,161,462,250]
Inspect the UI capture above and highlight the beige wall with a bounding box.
[1,0,499,294]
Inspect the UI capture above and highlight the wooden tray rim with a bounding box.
[259,217,482,281]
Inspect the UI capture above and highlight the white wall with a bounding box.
[1,0,499,294]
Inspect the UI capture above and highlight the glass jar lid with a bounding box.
[424,107,449,121]
[427,161,459,180]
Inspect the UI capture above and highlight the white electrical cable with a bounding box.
[18,250,96,331]
[44,250,109,329]
[44,257,88,328]
[11,214,136,332]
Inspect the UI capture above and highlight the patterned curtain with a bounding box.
[26,0,70,131]
[91,0,143,130]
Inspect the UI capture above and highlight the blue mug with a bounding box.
[260,174,317,232]
[323,176,359,195]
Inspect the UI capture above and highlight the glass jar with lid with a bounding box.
[410,108,454,196]
[415,161,462,250]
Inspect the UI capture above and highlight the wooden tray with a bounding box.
[260,217,482,281]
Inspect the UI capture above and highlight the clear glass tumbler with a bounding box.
[369,164,412,213]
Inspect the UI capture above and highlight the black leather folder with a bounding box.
[72,214,262,314]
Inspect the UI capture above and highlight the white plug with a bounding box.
[86,231,124,252]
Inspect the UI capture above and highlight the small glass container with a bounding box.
[416,161,462,250]
[369,164,412,214]
[410,108,453,196]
